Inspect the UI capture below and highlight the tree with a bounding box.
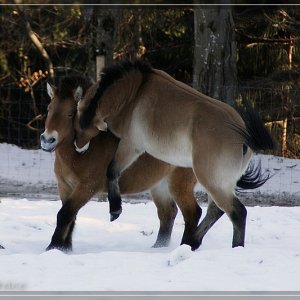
[235,7,300,157]
[84,7,120,81]
[193,6,237,105]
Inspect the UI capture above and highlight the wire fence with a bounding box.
[1,82,300,154]
[0,81,300,201]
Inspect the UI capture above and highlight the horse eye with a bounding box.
[68,113,74,118]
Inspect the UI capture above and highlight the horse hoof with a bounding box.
[45,244,55,251]
[152,242,169,248]
[181,239,202,251]
[110,213,120,222]
[110,208,122,222]
[45,243,72,253]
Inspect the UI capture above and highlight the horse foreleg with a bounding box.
[193,197,224,249]
[107,159,122,222]
[46,201,76,252]
[63,218,76,250]
[107,140,142,221]
[46,185,93,252]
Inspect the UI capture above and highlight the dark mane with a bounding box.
[57,75,93,100]
[80,59,152,129]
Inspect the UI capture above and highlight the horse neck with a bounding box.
[99,71,145,118]
[55,134,77,163]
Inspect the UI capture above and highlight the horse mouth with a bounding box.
[41,143,56,152]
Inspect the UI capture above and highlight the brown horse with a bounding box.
[75,60,275,249]
[40,75,202,251]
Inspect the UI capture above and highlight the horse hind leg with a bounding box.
[193,158,247,248]
[168,168,202,250]
[229,196,247,247]
[150,181,178,248]
[193,196,224,248]
[198,189,247,248]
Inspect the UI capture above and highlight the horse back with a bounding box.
[132,69,246,153]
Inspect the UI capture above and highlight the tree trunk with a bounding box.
[85,8,120,81]
[193,7,237,105]
[281,41,293,157]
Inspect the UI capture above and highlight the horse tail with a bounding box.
[236,160,271,190]
[232,100,275,152]
[231,101,275,190]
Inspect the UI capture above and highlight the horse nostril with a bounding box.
[40,134,56,144]
[48,137,56,144]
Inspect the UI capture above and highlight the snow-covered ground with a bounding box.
[0,143,300,291]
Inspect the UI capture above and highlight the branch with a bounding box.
[26,114,45,132]
[18,8,54,79]
[237,32,299,47]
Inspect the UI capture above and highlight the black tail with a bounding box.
[231,100,275,152]
[233,101,275,190]
[236,160,271,190]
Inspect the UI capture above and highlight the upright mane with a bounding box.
[80,59,153,129]
[57,75,93,101]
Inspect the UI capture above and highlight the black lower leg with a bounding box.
[63,219,76,251]
[153,208,177,248]
[193,201,224,250]
[46,202,76,251]
[230,198,247,248]
[181,204,202,250]
[152,225,173,248]
[107,160,122,221]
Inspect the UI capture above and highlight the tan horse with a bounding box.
[75,60,275,249]
[40,75,202,251]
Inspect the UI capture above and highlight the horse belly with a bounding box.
[144,134,193,168]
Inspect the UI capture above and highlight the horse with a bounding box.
[74,60,275,249]
[40,74,203,251]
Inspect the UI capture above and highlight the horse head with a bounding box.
[41,76,91,152]
[74,82,107,153]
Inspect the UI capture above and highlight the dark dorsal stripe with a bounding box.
[80,59,153,129]
[57,75,92,100]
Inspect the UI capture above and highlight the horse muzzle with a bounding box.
[40,130,58,152]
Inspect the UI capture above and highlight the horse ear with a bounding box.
[47,83,56,99]
[74,86,83,103]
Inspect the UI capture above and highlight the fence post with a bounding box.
[95,48,106,82]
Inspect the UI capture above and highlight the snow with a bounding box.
[0,143,300,291]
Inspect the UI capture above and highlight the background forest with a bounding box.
[0,5,300,158]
